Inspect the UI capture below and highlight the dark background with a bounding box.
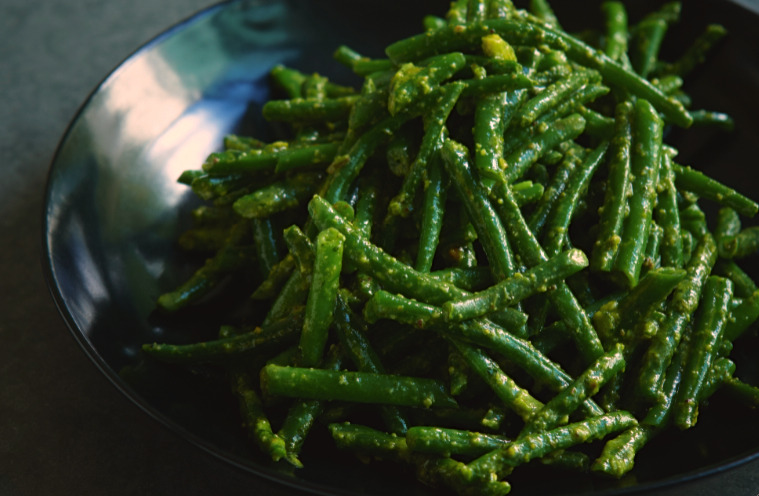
[2,1,759,495]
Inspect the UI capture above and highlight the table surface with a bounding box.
[2,1,759,495]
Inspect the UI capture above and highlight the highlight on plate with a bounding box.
[140,1,759,494]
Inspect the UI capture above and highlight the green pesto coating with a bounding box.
[592,424,653,478]
[592,267,686,346]
[488,178,605,363]
[415,156,448,273]
[388,52,467,115]
[637,233,718,401]
[231,372,288,463]
[443,248,588,322]
[233,171,322,219]
[673,276,732,429]
[527,147,581,237]
[655,152,684,268]
[299,228,345,367]
[387,82,464,219]
[719,226,759,259]
[542,141,608,257]
[522,343,626,436]
[262,95,358,123]
[261,364,458,409]
[363,290,603,416]
[453,340,544,421]
[467,411,638,482]
[333,294,408,434]
[601,1,629,61]
[384,18,692,126]
[673,163,759,218]
[441,139,518,281]
[502,113,586,183]
[613,98,663,288]
[142,308,304,364]
[406,426,509,459]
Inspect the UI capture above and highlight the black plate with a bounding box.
[42,1,759,495]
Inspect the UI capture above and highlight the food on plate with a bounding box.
[141,1,759,493]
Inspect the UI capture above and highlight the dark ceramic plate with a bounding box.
[42,1,759,495]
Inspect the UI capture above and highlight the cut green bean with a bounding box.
[673,276,732,429]
[299,228,344,367]
[612,98,663,288]
[261,364,458,409]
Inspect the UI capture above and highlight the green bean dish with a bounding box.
[141,1,759,494]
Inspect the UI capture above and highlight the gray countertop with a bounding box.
[2,1,759,495]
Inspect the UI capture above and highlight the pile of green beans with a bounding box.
[142,1,759,494]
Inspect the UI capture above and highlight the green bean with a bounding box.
[261,364,458,409]
[222,134,265,152]
[282,225,314,276]
[590,101,633,272]
[406,426,509,459]
[719,226,759,260]
[333,294,408,434]
[231,371,289,463]
[723,376,759,408]
[699,357,736,400]
[142,308,304,364]
[388,52,467,116]
[415,156,448,273]
[262,96,358,123]
[385,19,692,126]
[689,109,735,131]
[680,204,709,240]
[630,17,668,78]
[714,259,757,299]
[387,82,464,219]
[472,91,510,188]
[517,70,601,127]
[542,142,608,257]
[489,178,605,363]
[277,347,342,465]
[202,143,286,176]
[157,223,252,312]
[655,23,728,78]
[502,113,586,183]
[673,163,759,218]
[593,267,686,346]
[251,218,281,276]
[601,1,629,62]
[233,172,321,219]
[673,276,732,429]
[298,228,344,367]
[441,139,517,281]
[613,98,663,288]
[528,0,560,28]
[592,424,653,478]
[466,411,638,483]
[522,343,626,436]
[443,248,588,322]
[251,254,297,300]
[656,151,684,268]
[364,290,603,416]
[454,341,544,421]
[637,233,718,401]
[527,147,581,237]
[723,289,759,343]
